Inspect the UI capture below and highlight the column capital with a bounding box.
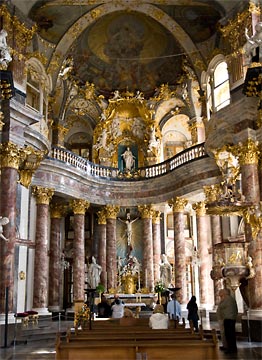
[70,199,90,215]
[97,208,107,224]
[152,210,161,224]
[203,184,221,202]
[50,203,68,218]
[18,147,46,188]
[168,197,188,212]
[192,201,207,216]
[104,204,120,219]
[232,139,259,165]
[138,204,153,219]
[32,186,54,205]
[0,142,20,169]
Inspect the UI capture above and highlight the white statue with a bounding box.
[94,128,108,151]
[117,213,139,248]
[58,57,74,80]
[148,126,160,156]
[159,254,172,288]
[0,29,12,70]
[243,23,262,65]
[87,256,102,289]
[121,147,135,170]
[0,216,9,241]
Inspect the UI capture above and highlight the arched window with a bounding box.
[202,55,230,120]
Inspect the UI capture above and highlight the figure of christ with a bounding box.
[117,213,139,255]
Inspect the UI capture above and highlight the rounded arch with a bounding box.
[48,3,204,90]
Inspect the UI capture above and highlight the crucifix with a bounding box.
[117,212,139,256]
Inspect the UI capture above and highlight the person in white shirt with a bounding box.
[111,298,124,318]
[167,294,181,320]
[149,305,169,329]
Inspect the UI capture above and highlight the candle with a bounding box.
[145,269,147,287]
[138,272,141,291]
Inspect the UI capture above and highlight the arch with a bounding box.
[48,3,204,90]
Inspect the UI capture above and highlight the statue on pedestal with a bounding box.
[87,256,102,289]
[159,254,172,288]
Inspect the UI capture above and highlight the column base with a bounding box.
[242,309,262,342]
[32,307,52,316]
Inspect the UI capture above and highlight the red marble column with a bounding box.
[48,204,67,311]
[0,143,20,313]
[71,199,90,302]
[193,201,214,307]
[97,208,107,290]
[152,210,161,283]
[32,186,54,313]
[248,232,262,312]
[211,215,223,306]
[138,205,154,292]
[169,197,188,304]
[237,139,260,242]
[105,205,119,290]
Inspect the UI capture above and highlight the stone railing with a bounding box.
[50,143,207,181]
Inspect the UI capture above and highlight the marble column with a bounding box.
[236,139,260,242]
[105,205,120,291]
[248,231,262,314]
[169,197,188,304]
[97,208,107,290]
[0,143,20,313]
[138,205,154,292]
[152,210,161,283]
[32,186,54,314]
[193,201,214,308]
[70,199,89,304]
[211,215,223,306]
[48,203,67,311]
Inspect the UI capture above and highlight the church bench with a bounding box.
[56,337,218,360]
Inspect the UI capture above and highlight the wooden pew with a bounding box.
[56,318,218,360]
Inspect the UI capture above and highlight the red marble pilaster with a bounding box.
[105,205,119,290]
[48,204,66,311]
[0,166,18,313]
[152,210,161,283]
[33,203,50,308]
[97,209,107,290]
[248,232,262,311]
[169,197,188,304]
[194,202,214,307]
[70,199,89,302]
[173,212,186,303]
[211,215,223,306]
[138,205,154,292]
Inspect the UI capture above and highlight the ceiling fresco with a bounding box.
[22,0,232,97]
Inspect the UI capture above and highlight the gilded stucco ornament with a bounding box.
[0,142,20,169]
[192,201,206,217]
[32,186,54,205]
[50,204,68,219]
[233,138,259,165]
[97,208,107,225]
[18,147,47,188]
[137,204,153,219]
[168,197,188,213]
[104,205,120,219]
[152,210,161,224]
[70,199,90,215]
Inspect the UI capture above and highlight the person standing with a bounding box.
[111,298,125,318]
[167,293,181,321]
[216,288,238,354]
[187,295,199,332]
[97,295,112,318]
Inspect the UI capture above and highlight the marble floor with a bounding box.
[0,316,261,360]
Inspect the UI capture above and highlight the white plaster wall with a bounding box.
[17,246,27,312]
[26,248,35,311]
[19,187,29,240]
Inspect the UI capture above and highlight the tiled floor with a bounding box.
[0,317,261,360]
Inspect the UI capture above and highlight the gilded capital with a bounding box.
[18,147,46,188]
[152,210,161,224]
[233,139,259,166]
[104,205,120,219]
[70,199,90,215]
[137,204,153,219]
[204,184,221,202]
[97,208,107,225]
[0,142,20,169]
[32,186,54,205]
[168,197,188,213]
[50,203,68,218]
[192,201,207,216]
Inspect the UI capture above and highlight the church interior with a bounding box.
[0,0,262,358]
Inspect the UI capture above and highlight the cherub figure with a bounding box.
[0,216,9,241]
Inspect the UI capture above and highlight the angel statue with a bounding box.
[0,216,9,241]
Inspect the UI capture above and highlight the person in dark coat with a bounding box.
[187,295,199,332]
[97,295,112,318]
